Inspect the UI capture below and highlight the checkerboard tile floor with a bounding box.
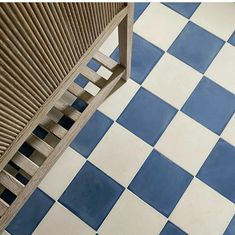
[4,3,235,235]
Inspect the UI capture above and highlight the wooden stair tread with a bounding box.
[68,83,94,104]
[40,117,67,139]
[80,66,107,88]
[54,102,82,122]
[0,170,24,196]
[11,152,38,176]
[26,134,53,157]
[93,51,118,71]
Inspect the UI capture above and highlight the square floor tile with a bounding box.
[224,215,235,235]
[170,178,235,235]
[134,3,187,50]
[99,29,118,57]
[128,150,193,217]
[59,161,124,230]
[98,190,167,235]
[155,112,218,175]
[33,203,95,235]
[206,43,235,94]
[7,189,54,235]
[160,221,187,235]
[111,33,164,84]
[89,123,152,187]
[70,111,113,158]
[117,87,177,146]
[197,139,235,203]
[39,147,85,200]
[182,77,235,135]
[168,21,224,73]
[134,3,150,22]
[191,3,235,41]
[163,3,200,19]
[98,79,140,121]
[221,114,235,147]
[228,31,235,46]
[143,53,201,109]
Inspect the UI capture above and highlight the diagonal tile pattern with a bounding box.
[6,3,235,235]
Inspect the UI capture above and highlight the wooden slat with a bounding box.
[54,102,81,122]
[68,82,94,104]
[0,170,24,196]
[80,66,107,88]
[40,117,67,139]
[11,152,39,176]
[26,134,53,157]
[0,199,8,217]
[93,51,118,71]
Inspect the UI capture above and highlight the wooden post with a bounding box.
[118,3,134,81]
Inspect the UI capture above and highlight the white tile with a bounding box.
[134,3,187,50]
[39,147,85,200]
[33,202,95,235]
[84,81,100,96]
[98,190,167,235]
[98,79,140,121]
[90,123,152,187]
[191,3,235,41]
[1,231,10,235]
[170,178,235,235]
[97,66,113,80]
[155,112,218,175]
[221,113,235,147]
[206,43,235,94]
[143,53,202,109]
[99,28,118,56]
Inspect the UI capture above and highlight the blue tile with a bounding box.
[197,139,235,203]
[168,21,224,73]
[117,87,177,146]
[182,77,235,134]
[111,33,164,84]
[228,31,235,46]
[72,97,88,113]
[134,3,150,21]
[70,111,113,158]
[58,116,74,130]
[163,3,200,18]
[160,221,187,235]
[33,126,48,139]
[224,215,235,235]
[7,189,54,235]
[87,59,100,72]
[59,161,124,230]
[1,188,16,205]
[128,150,193,217]
[74,74,89,88]
[19,143,34,158]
